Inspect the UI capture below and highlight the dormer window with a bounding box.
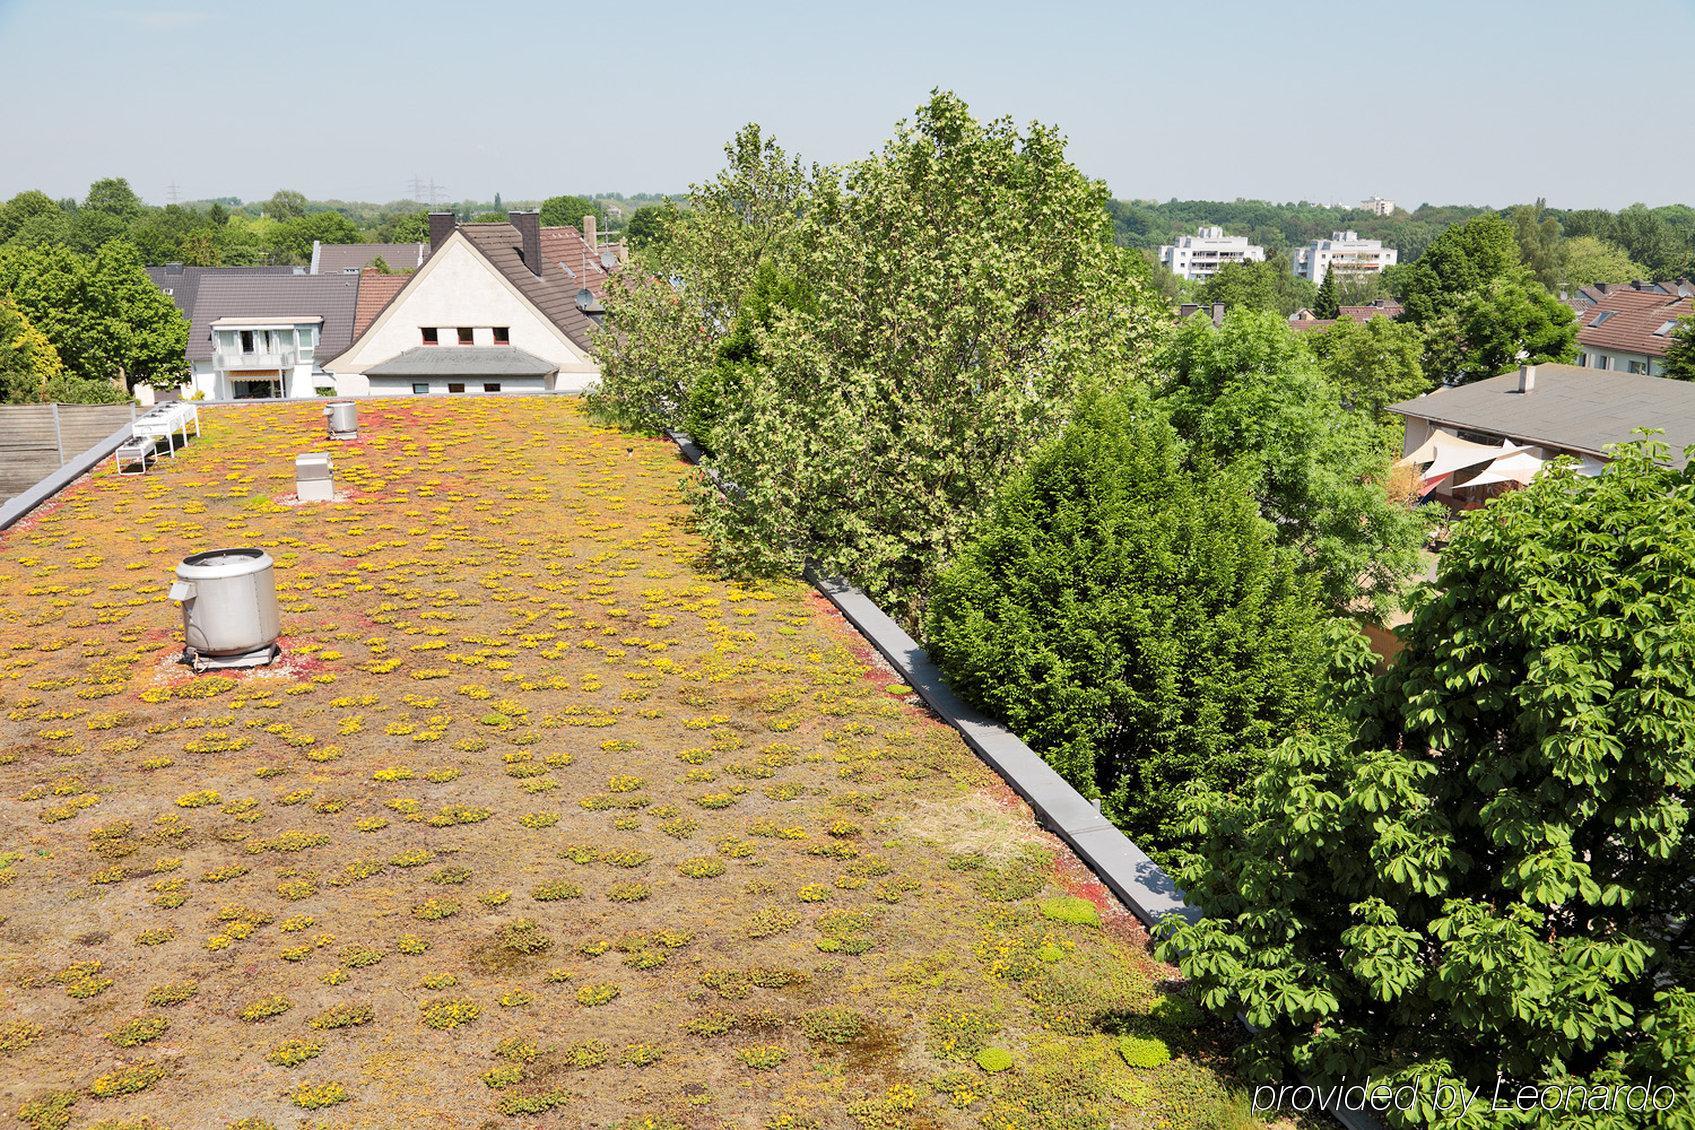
[457,327,474,344]
[421,327,438,346]
[493,327,509,344]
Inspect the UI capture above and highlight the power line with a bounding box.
[165,180,181,204]
[407,174,426,203]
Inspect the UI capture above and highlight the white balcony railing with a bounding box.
[216,348,296,371]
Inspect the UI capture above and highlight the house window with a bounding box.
[421,327,438,345]
[1578,352,1589,367]
[483,383,501,393]
[1595,355,1609,371]
[412,383,429,395]
[493,326,509,344]
[457,327,474,344]
[1629,360,1648,374]
[240,330,255,353]
[448,383,465,394]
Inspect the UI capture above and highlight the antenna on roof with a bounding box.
[600,250,617,272]
[576,288,594,310]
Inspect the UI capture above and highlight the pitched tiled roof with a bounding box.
[312,242,429,274]
[539,226,612,295]
[145,264,297,319]
[183,274,361,362]
[350,271,410,338]
[1577,288,1692,358]
[459,224,600,351]
[1387,365,1695,468]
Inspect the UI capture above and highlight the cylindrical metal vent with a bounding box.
[326,401,357,440]
[168,548,281,670]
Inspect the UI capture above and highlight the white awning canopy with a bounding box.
[1412,433,1535,482]
[1455,449,1546,488]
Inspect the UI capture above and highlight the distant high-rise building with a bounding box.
[1292,231,1398,285]
[1158,226,1266,282]
[1362,196,1396,216]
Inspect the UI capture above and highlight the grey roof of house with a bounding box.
[183,273,362,362]
[312,242,429,275]
[363,345,558,378]
[1387,364,1695,468]
[145,264,298,319]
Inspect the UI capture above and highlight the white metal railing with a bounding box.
[216,348,296,371]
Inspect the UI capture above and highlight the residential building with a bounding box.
[1569,281,1692,376]
[1158,226,1265,281]
[185,274,361,400]
[1388,364,1695,472]
[147,265,362,400]
[323,211,604,396]
[1288,298,1404,332]
[1361,196,1395,216]
[1292,230,1398,285]
[310,241,429,275]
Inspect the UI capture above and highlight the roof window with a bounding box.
[1590,311,1615,326]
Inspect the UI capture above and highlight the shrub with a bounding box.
[237,995,291,1022]
[926,388,1329,852]
[105,1017,168,1047]
[498,919,553,955]
[800,1007,865,1045]
[265,1038,323,1067]
[1038,896,1099,927]
[737,1044,789,1071]
[90,1062,165,1098]
[289,1081,349,1109]
[1116,1035,1171,1069]
[308,1003,374,1030]
[419,998,480,1030]
[974,1046,1014,1073]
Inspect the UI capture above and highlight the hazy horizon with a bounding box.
[3,0,1692,212]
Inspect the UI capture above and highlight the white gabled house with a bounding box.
[323,212,604,397]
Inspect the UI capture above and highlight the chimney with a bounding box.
[509,210,543,278]
[1178,302,1200,319]
[1518,364,1537,393]
[583,213,597,250]
[428,212,456,252]
[1211,301,1226,326]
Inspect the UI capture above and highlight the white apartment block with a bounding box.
[1158,226,1266,281]
[1361,196,1395,217]
[1292,231,1399,285]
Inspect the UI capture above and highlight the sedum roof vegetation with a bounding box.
[0,399,1254,1128]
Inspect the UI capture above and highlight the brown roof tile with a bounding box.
[1577,289,1691,358]
[459,224,600,351]
[350,272,410,338]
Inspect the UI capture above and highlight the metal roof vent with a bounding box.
[168,548,281,672]
[325,400,357,440]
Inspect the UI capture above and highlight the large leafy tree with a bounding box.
[1450,274,1578,383]
[1195,258,1315,316]
[0,295,65,402]
[1159,310,1430,618]
[1158,441,1695,1124]
[1666,314,1695,381]
[1305,315,1429,426]
[590,123,812,435]
[925,389,1331,851]
[1394,214,1522,324]
[0,241,187,389]
[538,194,607,230]
[1558,235,1648,290]
[679,92,1166,615]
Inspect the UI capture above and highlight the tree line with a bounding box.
[591,92,1690,1125]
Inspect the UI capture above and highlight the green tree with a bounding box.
[1393,214,1522,324]
[1558,235,1647,290]
[1665,313,1695,380]
[0,190,64,244]
[83,177,143,218]
[493,192,502,211]
[0,241,188,389]
[1612,203,1687,278]
[1509,198,1563,289]
[624,201,680,252]
[675,93,1166,616]
[538,194,605,230]
[268,212,360,265]
[381,210,430,243]
[1159,310,1431,618]
[1312,270,1339,318]
[591,124,812,434]
[925,388,1331,851]
[1158,440,1695,1122]
[265,189,308,220]
[1305,315,1429,425]
[1450,274,1578,383]
[0,294,65,402]
[1195,259,1314,316]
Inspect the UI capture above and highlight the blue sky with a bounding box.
[2,0,1692,209]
